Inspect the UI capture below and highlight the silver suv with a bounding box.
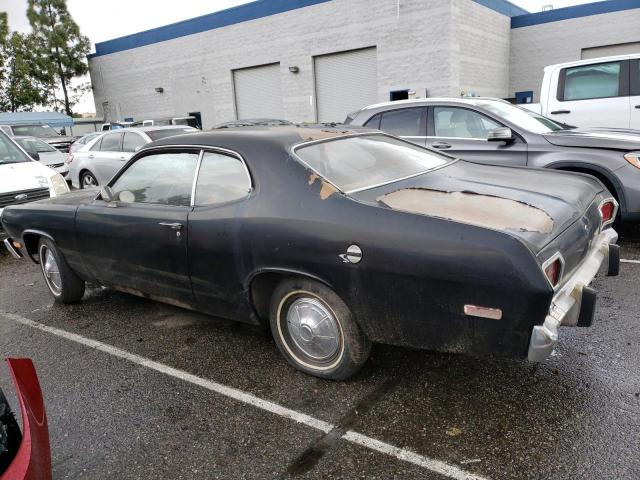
[347,98,640,222]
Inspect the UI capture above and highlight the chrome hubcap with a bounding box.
[41,246,62,295]
[285,297,340,361]
[83,174,95,187]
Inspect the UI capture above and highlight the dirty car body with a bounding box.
[0,126,620,377]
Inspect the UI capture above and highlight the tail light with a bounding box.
[599,198,617,227]
[543,253,564,289]
[65,153,73,164]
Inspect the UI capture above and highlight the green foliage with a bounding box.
[27,0,91,115]
[0,30,52,111]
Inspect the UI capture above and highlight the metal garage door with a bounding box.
[314,48,377,123]
[581,42,640,59]
[233,63,283,119]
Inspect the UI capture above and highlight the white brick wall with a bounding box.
[89,0,509,127]
[510,8,640,100]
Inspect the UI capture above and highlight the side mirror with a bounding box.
[487,127,514,142]
[28,151,40,161]
[100,186,114,201]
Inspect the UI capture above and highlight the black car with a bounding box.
[1,126,620,380]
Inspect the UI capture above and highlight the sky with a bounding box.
[3,0,599,114]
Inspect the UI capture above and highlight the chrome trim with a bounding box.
[291,132,457,195]
[541,251,565,291]
[3,238,22,259]
[528,228,618,362]
[190,150,204,207]
[426,136,488,142]
[598,197,618,228]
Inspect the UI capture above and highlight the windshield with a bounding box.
[475,101,569,134]
[295,134,450,193]
[146,128,196,141]
[16,137,56,153]
[0,133,32,164]
[12,124,61,138]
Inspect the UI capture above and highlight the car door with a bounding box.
[630,59,640,130]
[364,107,427,146]
[427,105,527,166]
[75,149,200,304]
[187,150,253,319]
[547,59,630,128]
[89,131,124,184]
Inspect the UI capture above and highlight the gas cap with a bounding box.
[343,244,362,264]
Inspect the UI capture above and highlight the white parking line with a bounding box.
[621,258,640,264]
[2,312,488,480]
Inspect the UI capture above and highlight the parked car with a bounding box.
[1,126,619,379]
[68,126,197,188]
[131,116,199,128]
[347,97,640,222]
[0,131,69,240]
[12,136,70,179]
[100,122,134,131]
[212,118,294,129]
[0,124,74,152]
[0,358,52,480]
[69,132,102,153]
[521,54,640,129]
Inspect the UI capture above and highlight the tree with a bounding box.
[27,0,90,116]
[0,31,51,111]
[0,12,8,108]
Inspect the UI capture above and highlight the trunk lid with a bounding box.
[351,160,603,254]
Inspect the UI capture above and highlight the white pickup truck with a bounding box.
[523,54,640,129]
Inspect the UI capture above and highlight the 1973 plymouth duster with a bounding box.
[1,126,620,379]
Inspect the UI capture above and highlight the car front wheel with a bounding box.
[38,238,85,303]
[81,171,98,188]
[269,278,371,380]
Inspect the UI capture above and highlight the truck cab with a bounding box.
[524,54,640,129]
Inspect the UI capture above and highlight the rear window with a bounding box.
[295,134,450,193]
[146,128,195,141]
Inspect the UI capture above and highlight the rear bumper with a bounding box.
[528,228,619,362]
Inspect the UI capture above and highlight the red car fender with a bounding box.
[0,359,51,480]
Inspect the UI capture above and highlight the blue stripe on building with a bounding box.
[511,0,640,28]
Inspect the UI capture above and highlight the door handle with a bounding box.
[635,105,640,109]
[88,154,94,159]
[158,222,183,230]
[550,110,571,114]
[119,156,126,161]
[431,142,451,149]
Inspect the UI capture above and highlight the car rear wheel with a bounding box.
[81,171,98,188]
[38,238,85,303]
[269,278,371,380]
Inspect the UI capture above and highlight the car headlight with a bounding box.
[49,173,70,197]
[623,152,640,169]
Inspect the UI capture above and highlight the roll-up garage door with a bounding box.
[233,63,283,119]
[314,47,377,123]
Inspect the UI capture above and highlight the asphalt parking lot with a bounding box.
[1,224,639,480]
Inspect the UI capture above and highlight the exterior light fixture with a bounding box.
[288,66,299,74]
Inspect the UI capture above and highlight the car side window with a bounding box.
[89,137,103,151]
[632,59,640,96]
[110,152,199,207]
[194,151,251,206]
[379,108,425,136]
[100,132,122,152]
[433,107,501,139]
[364,113,381,129]
[561,61,622,101]
[122,132,146,152]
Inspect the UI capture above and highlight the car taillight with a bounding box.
[599,199,616,227]
[543,254,563,288]
[65,153,73,164]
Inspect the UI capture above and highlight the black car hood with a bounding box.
[353,160,603,253]
[543,128,640,151]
